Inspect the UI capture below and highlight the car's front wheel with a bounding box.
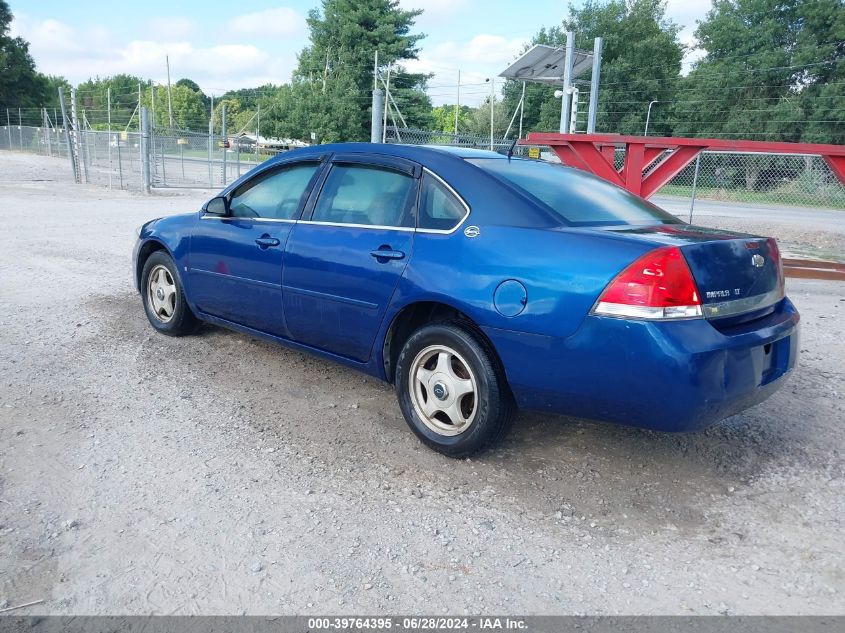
[395,322,515,457]
[141,250,198,336]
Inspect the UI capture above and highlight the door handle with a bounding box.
[255,236,281,248]
[370,248,405,261]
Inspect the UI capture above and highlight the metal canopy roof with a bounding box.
[499,44,594,85]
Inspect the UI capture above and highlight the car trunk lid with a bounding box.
[599,224,785,323]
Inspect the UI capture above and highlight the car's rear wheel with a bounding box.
[395,322,514,457]
[141,251,198,336]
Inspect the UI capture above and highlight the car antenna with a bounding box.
[506,136,518,160]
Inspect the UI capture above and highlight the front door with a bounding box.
[188,161,323,335]
[282,158,419,361]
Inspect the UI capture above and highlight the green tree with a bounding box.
[176,78,210,111]
[269,0,430,141]
[76,74,147,128]
[431,104,473,134]
[465,96,510,139]
[142,83,207,130]
[501,1,683,136]
[42,75,72,110]
[0,0,49,121]
[672,0,845,144]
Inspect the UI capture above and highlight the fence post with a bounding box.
[208,113,213,187]
[18,107,23,151]
[6,109,11,150]
[688,153,702,224]
[58,88,80,183]
[107,87,112,189]
[221,103,227,186]
[117,136,124,190]
[44,108,52,157]
[371,89,384,143]
[140,106,151,194]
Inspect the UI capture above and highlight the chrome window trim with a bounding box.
[416,167,471,235]
[702,287,784,320]
[200,215,297,223]
[297,220,415,232]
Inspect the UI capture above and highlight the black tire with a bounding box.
[140,250,198,336]
[394,321,515,457]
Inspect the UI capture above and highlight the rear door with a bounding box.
[282,154,420,361]
[188,160,324,335]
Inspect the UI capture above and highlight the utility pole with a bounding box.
[587,37,603,133]
[518,81,526,139]
[138,83,142,132]
[371,51,383,143]
[371,88,384,143]
[373,50,379,90]
[454,69,461,135]
[166,55,174,127]
[560,31,575,134]
[382,65,391,143]
[488,78,495,150]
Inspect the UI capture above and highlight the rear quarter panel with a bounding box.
[392,225,655,339]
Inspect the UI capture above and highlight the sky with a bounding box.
[9,0,712,106]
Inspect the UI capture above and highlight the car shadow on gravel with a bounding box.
[99,291,825,532]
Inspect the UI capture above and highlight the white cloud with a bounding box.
[404,34,528,106]
[147,17,195,40]
[10,14,297,95]
[229,7,306,37]
[664,0,712,73]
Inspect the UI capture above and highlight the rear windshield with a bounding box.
[469,158,682,226]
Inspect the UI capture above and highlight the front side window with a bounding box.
[312,164,416,228]
[229,162,320,220]
[418,173,467,231]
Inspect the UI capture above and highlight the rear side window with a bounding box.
[312,164,416,228]
[469,158,681,226]
[418,173,467,231]
[230,162,320,220]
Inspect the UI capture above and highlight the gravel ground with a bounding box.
[1,152,843,615]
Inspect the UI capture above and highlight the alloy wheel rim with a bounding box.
[147,264,177,324]
[409,344,478,436]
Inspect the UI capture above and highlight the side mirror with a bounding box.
[205,196,229,216]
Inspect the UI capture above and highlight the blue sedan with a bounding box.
[133,143,800,456]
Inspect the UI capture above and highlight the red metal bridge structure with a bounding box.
[523,133,845,281]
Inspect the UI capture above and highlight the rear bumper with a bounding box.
[484,298,800,432]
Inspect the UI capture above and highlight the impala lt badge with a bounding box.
[751,254,765,268]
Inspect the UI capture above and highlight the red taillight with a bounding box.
[593,246,703,320]
[767,237,785,293]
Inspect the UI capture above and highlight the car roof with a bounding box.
[263,142,507,167]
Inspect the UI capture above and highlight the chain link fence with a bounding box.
[3,120,844,210]
[387,126,845,210]
[650,151,845,210]
[1,122,270,191]
[384,125,530,154]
